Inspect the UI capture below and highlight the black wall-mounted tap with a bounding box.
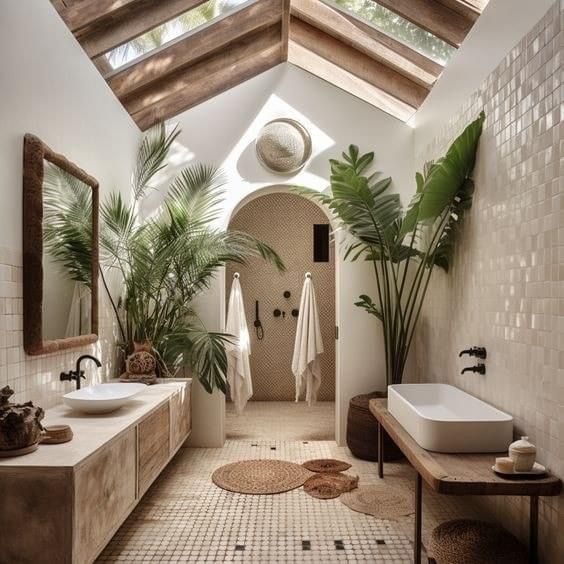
[460,363,486,375]
[459,346,487,359]
[60,354,102,390]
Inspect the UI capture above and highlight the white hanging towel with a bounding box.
[225,273,253,414]
[292,273,324,406]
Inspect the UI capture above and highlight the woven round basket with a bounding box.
[429,519,528,564]
[212,459,311,495]
[302,459,352,473]
[255,118,312,174]
[346,392,403,461]
[303,472,359,500]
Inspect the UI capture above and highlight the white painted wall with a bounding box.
[151,63,414,446]
[0,2,140,239]
[410,0,556,147]
[0,2,140,407]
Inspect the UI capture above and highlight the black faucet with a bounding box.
[459,346,487,359]
[60,355,102,390]
[460,363,486,375]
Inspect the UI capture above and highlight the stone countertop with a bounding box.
[0,380,191,469]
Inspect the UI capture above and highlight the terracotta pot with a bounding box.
[346,391,403,462]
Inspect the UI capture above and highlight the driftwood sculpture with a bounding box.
[0,386,44,451]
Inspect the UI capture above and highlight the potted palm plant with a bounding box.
[44,124,283,394]
[298,112,485,459]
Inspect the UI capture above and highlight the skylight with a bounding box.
[327,0,456,66]
[106,0,251,71]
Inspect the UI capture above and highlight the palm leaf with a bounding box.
[133,122,179,200]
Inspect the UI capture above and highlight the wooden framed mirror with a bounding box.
[23,134,99,355]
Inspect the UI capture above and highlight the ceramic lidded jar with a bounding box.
[508,436,536,472]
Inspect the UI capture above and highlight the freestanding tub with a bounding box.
[388,383,513,453]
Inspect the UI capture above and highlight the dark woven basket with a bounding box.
[429,519,527,564]
[346,392,403,462]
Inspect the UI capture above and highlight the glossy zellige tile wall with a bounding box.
[413,2,563,561]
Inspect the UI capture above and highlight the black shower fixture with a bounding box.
[283,290,291,299]
[291,309,299,318]
[254,300,264,340]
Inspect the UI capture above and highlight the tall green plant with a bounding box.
[44,124,284,393]
[296,112,485,386]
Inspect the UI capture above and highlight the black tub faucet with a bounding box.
[60,355,102,390]
[461,363,486,375]
[459,346,487,359]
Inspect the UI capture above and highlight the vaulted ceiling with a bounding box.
[51,0,487,130]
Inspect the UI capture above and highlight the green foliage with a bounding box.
[45,123,284,394]
[43,163,93,287]
[295,112,485,386]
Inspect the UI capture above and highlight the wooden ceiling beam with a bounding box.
[108,0,283,99]
[281,0,291,60]
[434,0,483,20]
[291,0,440,88]
[126,24,283,129]
[288,41,415,122]
[58,0,148,36]
[371,0,474,47]
[78,0,209,58]
[290,17,427,109]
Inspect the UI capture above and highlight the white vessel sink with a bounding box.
[63,383,147,414]
[388,383,513,453]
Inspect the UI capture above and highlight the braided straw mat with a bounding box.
[212,459,312,494]
[302,459,352,473]
[303,472,359,499]
[340,485,414,519]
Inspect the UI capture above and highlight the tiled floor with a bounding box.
[98,438,483,563]
[226,401,335,441]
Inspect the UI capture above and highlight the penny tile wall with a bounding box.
[0,246,116,409]
[413,2,563,561]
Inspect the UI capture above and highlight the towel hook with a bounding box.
[233,272,240,279]
[305,272,312,279]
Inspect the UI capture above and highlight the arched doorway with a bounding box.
[225,189,336,441]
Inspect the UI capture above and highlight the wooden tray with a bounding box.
[0,443,39,457]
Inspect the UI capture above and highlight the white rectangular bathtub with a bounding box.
[388,383,513,453]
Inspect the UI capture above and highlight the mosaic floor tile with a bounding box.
[97,436,483,563]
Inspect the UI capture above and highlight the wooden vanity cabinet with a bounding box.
[74,429,137,563]
[138,403,170,496]
[0,380,192,564]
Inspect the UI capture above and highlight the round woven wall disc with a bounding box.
[255,118,312,175]
[303,472,359,500]
[212,459,312,494]
[340,485,414,519]
[302,459,352,473]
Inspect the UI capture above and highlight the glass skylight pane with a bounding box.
[329,0,456,65]
[106,0,249,70]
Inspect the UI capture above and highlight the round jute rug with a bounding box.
[302,459,352,473]
[304,472,359,499]
[212,459,312,494]
[340,485,414,519]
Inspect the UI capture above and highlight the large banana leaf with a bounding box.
[400,111,485,237]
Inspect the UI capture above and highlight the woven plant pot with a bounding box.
[346,392,403,462]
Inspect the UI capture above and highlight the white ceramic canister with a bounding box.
[508,436,536,472]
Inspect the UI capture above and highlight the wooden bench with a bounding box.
[369,398,562,564]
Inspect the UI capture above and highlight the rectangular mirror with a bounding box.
[23,134,99,355]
